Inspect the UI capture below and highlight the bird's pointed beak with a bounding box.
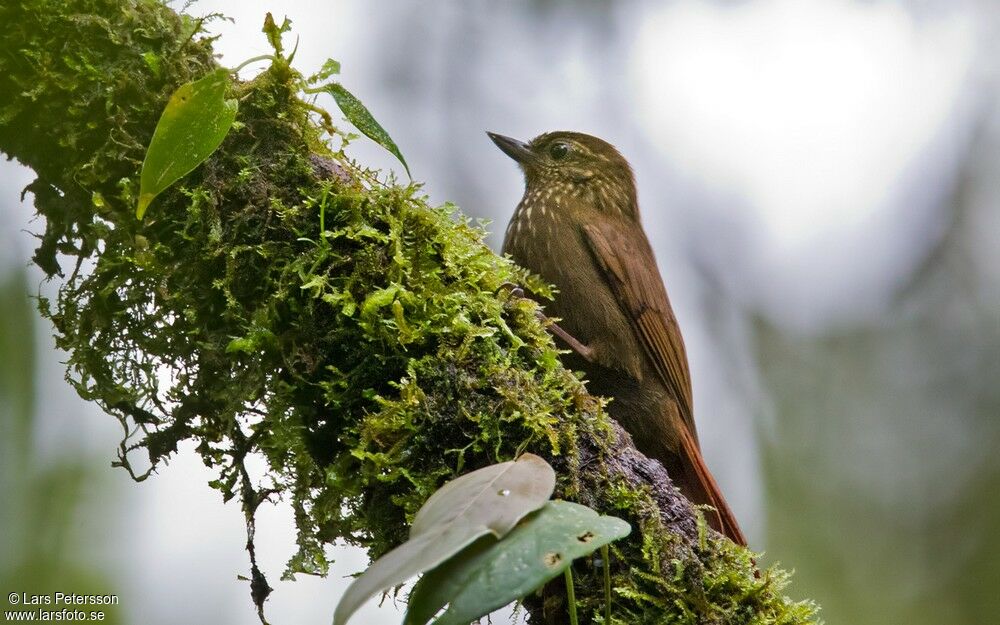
[487,132,536,165]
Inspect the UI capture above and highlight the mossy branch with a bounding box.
[0,1,817,623]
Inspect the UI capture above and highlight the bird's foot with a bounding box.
[497,282,526,300]
[498,283,596,362]
[545,321,596,362]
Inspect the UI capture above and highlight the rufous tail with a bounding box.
[675,425,747,546]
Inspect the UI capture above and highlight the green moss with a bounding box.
[0,1,818,623]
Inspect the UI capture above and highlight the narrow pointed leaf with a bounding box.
[137,68,237,219]
[262,12,292,55]
[332,454,555,625]
[323,82,410,178]
[405,501,630,625]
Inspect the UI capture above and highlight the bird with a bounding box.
[488,130,746,546]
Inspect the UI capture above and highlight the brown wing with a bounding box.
[581,221,696,437]
[583,221,748,546]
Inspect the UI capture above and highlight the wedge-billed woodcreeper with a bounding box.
[489,130,746,545]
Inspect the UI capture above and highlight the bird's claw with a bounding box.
[546,321,596,362]
[497,282,594,361]
[498,282,526,300]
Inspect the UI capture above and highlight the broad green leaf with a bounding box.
[136,68,237,219]
[404,501,631,625]
[332,454,555,625]
[323,83,410,178]
[402,536,496,625]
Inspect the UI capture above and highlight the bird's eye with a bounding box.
[549,142,570,160]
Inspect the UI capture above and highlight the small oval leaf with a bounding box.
[404,500,631,625]
[323,82,410,179]
[332,454,555,625]
[137,68,238,219]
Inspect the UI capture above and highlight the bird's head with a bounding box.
[487,130,638,218]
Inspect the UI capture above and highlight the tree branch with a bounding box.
[0,1,816,623]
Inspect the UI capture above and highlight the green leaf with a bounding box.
[137,68,237,219]
[263,13,292,55]
[309,58,342,83]
[404,501,631,625]
[323,83,410,178]
[332,454,555,625]
[401,536,496,625]
[141,51,162,78]
[360,284,401,317]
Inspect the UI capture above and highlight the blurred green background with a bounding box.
[2,1,998,623]
[0,264,122,622]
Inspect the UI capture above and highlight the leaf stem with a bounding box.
[602,544,611,623]
[319,183,329,245]
[231,54,276,75]
[565,566,579,625]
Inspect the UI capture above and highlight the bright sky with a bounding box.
[633,0,974,251]
[631,0,975,328]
